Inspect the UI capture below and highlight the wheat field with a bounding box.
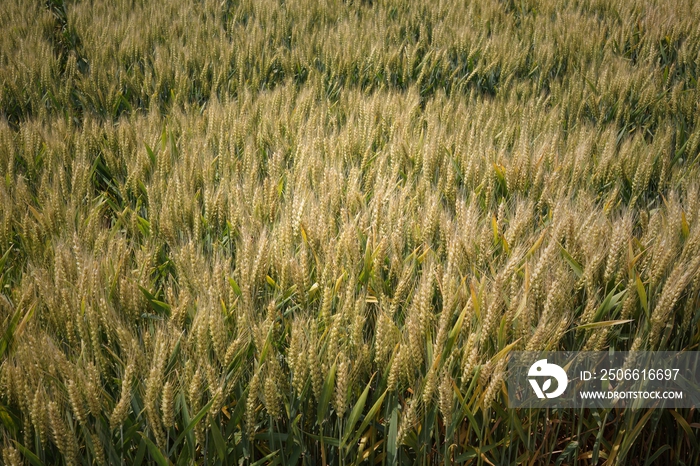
[1,0,700,464]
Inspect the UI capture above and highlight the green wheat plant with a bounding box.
[1,0,700,464]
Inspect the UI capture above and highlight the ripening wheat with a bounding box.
[1,0,699,464]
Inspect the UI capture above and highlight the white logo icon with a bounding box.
[528,359,568,399]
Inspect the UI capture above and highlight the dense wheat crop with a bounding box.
[1,0,700,464]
